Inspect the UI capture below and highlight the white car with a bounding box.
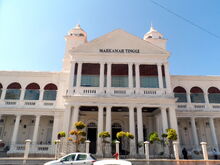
[44,153,96,165]
[94,159,132,165]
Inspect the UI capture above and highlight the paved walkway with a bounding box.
[0,158,220,165]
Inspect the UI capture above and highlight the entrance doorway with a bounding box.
[87,122,97,154]
[111,123,122,154]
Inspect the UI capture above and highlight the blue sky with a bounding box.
[0,0,220,75]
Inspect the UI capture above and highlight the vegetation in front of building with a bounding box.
[148,128,178,158]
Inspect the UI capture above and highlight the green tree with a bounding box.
[148,130,177,157]
[68,121,87,152]
[148,132,160,144]
[99,131,110,157]
[116,131,134,154]
[166,128,178,158]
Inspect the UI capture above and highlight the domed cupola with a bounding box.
[68,24,87,40]
[143,25,167,49]
[62,24,88,71]
[65,24,87,49]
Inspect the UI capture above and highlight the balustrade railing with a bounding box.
[0,100,55,108]
[70,87,165,97]
[176,102,220,112]
[8,144,54,155]
[140,88,164,96]
[176,103,187,111]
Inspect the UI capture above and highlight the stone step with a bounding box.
[0,158,53,165]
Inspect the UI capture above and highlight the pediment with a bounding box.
[71,29,169,55]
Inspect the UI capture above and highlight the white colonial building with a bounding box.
[0,24,220,157]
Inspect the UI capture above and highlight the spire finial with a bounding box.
[75,24,81,29]
[149,23,156,32]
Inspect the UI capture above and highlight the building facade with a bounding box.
[0,24,220,156]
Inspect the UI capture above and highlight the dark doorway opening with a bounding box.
[87,125,97,154]
[112,123,123,155]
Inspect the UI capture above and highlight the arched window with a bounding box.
[0,83,2,98]
[173,86,187,102]
[87,122,97,128]
[190,87,205,103]
[208,87,220,103]
[24,83,40,100]
[5,82,21,100]
[112,123,122,128]
[43,83,57,100]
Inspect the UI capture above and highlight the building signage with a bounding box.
[99,49,139,54]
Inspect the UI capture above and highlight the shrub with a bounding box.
[125,132,134,139]
[99,131,110,138]
[69,121,87,152]
[57,131,66,139]
[149,132,160,144]
[75,121,86,129]
[166,129,177,141]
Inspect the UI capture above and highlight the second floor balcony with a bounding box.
[67,86,166,97]
[174,86,220,112]
[0,82,57,109]
[67,62,172,98]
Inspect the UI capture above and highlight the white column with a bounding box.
[107,63,112,93]
[97,106,104,155]
[137,106,144,155]
[187,91,192,109]
[164,63,171,93]
[99,63,105,91]
[62,105,72,135]
[157,63,163,89]
[135,63,140,91]
[115,140,120,158]
[173,141,180,160]
[144,141,150,160]
[76,62,82,88]
[19,89,25,100]
[32,115,40,145]
[11,115,21,145]
[72,105,80,125]
[52,115,60,142]
[204,93,209,104]
[68,62,76,94]
[161,107,168,133]
[191,117,199,148]
[129,106,136,155]
[209,118,219,152]
[187,92,191,103]
[85,140,91,153]
[23,139,31,164]
[201,142,208,160]
[106,106,112,155]
[1,88,6,100]
[39,90,44,101]
[168,107,178,133]
[204,93,210,109]
[128,63,133,88]
[106,106,112,135]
